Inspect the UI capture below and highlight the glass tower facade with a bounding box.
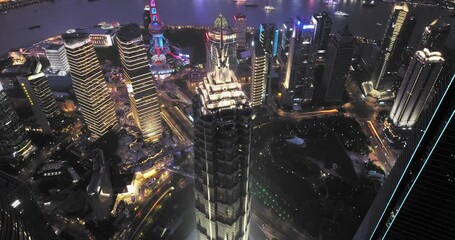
[117,23,163,142]
[372,3,413,90]
[390,49,445,129]
[62,31,117,139]
[0,85,34,166]
[321,25,354,103]
[193,47,253,240]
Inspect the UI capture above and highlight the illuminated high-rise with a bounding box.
[0,171,58,240]
[389,49,444,129]
[320,25,354,103]
[234,14,247,49]
[0,84,34,166]
[193,42,253,240]
[116,23,162,142]
[416,18,450,52]
[258,23,279,57]
[371,3,414,90]
[62,31,117,139]
[281,17,316,108]
[250,41,268,108]
[258,23,278,105]
[206,14,237,72]
[17,58,60,134]
[45,44,70,73]
[355,70,455,240]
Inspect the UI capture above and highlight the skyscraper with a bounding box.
[281,17,316,108]
[0,171,58,240]
[312,12,332,51]
[206,14,237,72]
[389,49,444,129]
[45,44,70,73]
[17,58,60,134]
[320,25,354,103]
[234,14,247,49]
[257,23,278,106]
[416,18,450,52]
[116,23,162,142]
[354,70,455,240]
[258,23,279,57]
[143,4,151,28]
[0,84,34,166]
[62,31,117,140]
[371,3,413,90]
[193,42,253,240]
[250,41,268,108]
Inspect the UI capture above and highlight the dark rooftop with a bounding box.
[116,23,142,42]
[46,44,64,51]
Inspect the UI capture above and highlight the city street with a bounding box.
[344,79,397,174]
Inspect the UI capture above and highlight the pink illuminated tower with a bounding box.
[148,0,172,75]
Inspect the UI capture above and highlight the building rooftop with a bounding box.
[45,44,64,51]
[213,13,229,28]
[117,23,142,43]
[197,51,249,113]
[61,31,90,48]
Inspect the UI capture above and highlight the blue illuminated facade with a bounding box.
[355,72,455,239]
[280,17,316,108]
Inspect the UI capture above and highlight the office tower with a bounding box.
[251,41,268,108]
[17,58,60,134]
[206,14,237,72]
[259,23,279,57]
[193,44,253,240]
[277,20,294,70]
[148,0,173,75]
[0,171,58,240]
[0,84,34,166]
[281,17,316,108]
[62,31,117,140]
[116,23,162,142]
[143,4,151,28]
[320,25,354,103]
[45,44,70,73]
[416,18,450,52]
[354,70,455,239]
[390,49,444,129]
[359,42,381,74]
[372,3,414,90]
[234,14,247,49]
[312,12,332,51]
[258,23,278,105]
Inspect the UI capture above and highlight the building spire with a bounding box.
[215,13,230,68]
[150,0,161,22]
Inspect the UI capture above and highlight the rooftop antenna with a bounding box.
[219,13,225,68]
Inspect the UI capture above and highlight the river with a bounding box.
[0,0,454,55]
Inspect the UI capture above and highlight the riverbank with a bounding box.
[0,0,53,11]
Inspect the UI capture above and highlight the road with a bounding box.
[277,108,340,119]
[344,79,396,174]
[117,172,175,240]
[161,106,193,145]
